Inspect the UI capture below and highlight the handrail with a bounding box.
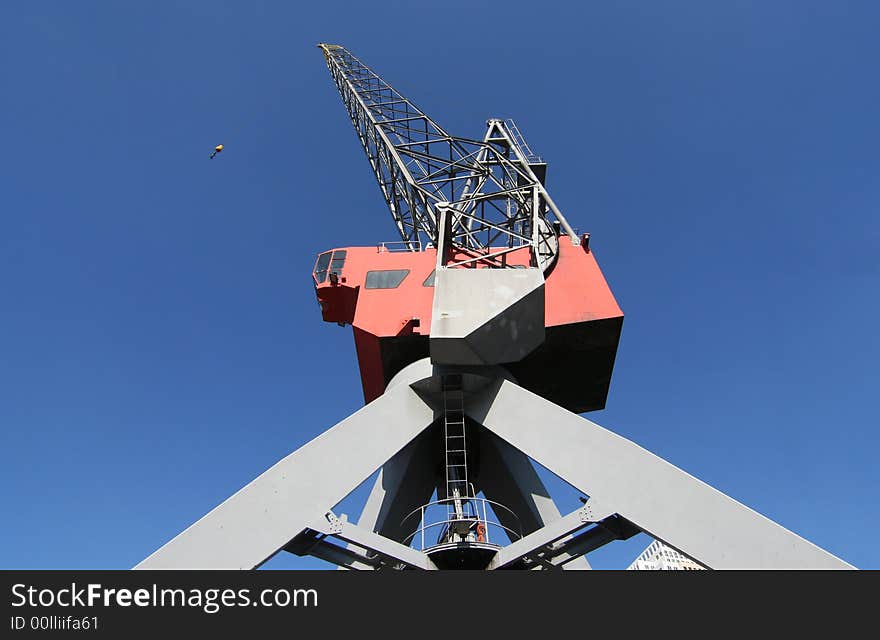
[505,118,543,164]
[377,240,422,252]
[400,497,523,551]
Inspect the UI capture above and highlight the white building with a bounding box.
[626,539,705,570]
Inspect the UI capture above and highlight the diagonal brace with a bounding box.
[311,512,437,570]
[488,501,612,569]
[284,531,377,571]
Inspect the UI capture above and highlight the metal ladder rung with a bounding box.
[442,374,469,528]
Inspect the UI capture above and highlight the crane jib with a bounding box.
[317,43,578,272]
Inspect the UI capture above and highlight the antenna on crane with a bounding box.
[135,46,854,571]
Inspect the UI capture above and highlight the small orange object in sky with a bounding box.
[209,144,224,159]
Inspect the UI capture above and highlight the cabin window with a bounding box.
[313,252,332,283]
[314,250,347,284]
[423,270,435,287]
[329,250,347,276]
[365,269,410,289]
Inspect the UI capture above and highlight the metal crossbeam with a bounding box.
[543,516,641,568]
[310,512,437,570]
[284,532,377,570]
[488,506,596,569]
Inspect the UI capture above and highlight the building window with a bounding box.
[365,269,410,289]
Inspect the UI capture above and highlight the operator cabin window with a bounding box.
[365,269,409,289]
[329,250,346,276]
[314,250,347,284]
[313,252,332,283]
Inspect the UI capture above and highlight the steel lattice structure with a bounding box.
[319,43,577,270]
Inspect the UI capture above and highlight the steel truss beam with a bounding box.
[318,44,575,271]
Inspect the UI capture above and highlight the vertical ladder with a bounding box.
[442,374,469,524]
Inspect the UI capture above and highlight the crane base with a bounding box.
[136,359,853,571]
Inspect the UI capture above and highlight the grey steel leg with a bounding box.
[337,429,439,569]
[356,428,439,542]
[468,379,854,569]
[136,382,436,569]
[477,429,591,569]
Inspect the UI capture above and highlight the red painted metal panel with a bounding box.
[313,236,624,410]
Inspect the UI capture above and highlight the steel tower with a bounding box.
[136,45,853,570]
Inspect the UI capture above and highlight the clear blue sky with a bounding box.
[1,1,877,570]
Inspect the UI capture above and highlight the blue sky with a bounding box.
[1,1,877,570]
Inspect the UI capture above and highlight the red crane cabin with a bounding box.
[314,234,623,414]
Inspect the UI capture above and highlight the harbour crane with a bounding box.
[136,45,854,570]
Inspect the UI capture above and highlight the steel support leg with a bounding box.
[356,428,439,542]
[468,378,853,569]
[338,429,438,568]
[136,381,436,569]
[477,429,591,569]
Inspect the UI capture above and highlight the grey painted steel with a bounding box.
[311,512,437,570]
[430,268,545,365]
[356,430,438,542]
[339,430,438,568]
[546,521,638,568]
[468,379,854,569]
[135,381,436,569]
[500,510,638,568]
[138,354,852,569]
[478,430,576,534]
[478,430,591,569]
[488,505,596,569]
[290,537,376,570]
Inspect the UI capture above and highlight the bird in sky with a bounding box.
[209,144,224,159]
